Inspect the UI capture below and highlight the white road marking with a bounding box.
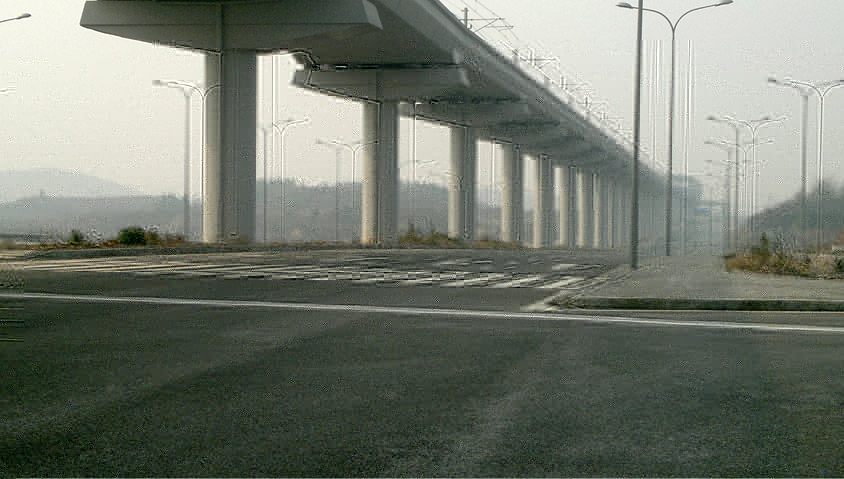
[552,264,578,271]
[490,275,545,289]
[4,291,843,334]
[441,273,508,288]
[12,258,126,270]
[538,277,585,290]
[398,271,472,286]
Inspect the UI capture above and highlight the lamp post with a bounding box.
[773,78,844,252]
[704,141,734,251]
[768,78,810,250]
[708,137,774,247]
[618,0,733,257]
[153,81,194,240]
[314,139,375,241]
[315,139,344,242]
[719,115,784,236]
[271,118,309,242]
[153,80,222,241]
[626,0,644,269]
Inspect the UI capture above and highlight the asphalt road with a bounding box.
[1,250,843,477]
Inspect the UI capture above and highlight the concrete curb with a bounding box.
[554,296,844,312]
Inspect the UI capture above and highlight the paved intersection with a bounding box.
[2,250,612,292]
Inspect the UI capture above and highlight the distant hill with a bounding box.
[756,183,844,247]
[0,168,146,203]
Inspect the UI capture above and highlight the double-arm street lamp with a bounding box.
[315,138,375,242]
[768,78,810,250]
[704,141,735,251]
[770,78,844,252]
[707,136,774,246]
[712,115,783,235]
[153,80,222,241]
[271,118,309,242]
[618,0,733,257]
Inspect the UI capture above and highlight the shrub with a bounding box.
[117,226,147,246]
[68,229,85,246]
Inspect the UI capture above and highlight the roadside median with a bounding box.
[550,256,844,312]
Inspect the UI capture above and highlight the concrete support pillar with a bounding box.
[602,176,612,249]
[500,143,523,243]
[577,168,594,248]
[533,155,554,248]
[448,126,477,241]
[557,165,572,248]
[614,182,625,250]
[361,100,400,245]
[593,173,605,249]
[203,51,257,244]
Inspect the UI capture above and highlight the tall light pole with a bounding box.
[768,78,810,250]
[271,118,309,242]
[153,81,193,240]
[626,0,644,269]
[153,80,222,241]
[0,13,31,24]
[709,137,774,246]
[704,141,734,251]
[618,0,733,257]
[261,126,272,243]
[314,139,376,241]
[720,115,784,236]
[774,78,844,252]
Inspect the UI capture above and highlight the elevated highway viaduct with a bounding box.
[80,0,666,249]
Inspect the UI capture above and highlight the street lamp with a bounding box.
[315,139,345,243]
[0,13,31,24]
[314,138,375,241]
[720,115,784,235]
[708,115,783,240]
[618,0,733,257]
[708,137,774,246]
[773,78,844,252]
[153,79,221,241]
[704,141,734,251]
[271,118,309,242]
[768,77,810,250]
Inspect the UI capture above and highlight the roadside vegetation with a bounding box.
[725,233,844,279]
[398,226,522,249]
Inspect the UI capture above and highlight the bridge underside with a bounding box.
[80,0,666,249]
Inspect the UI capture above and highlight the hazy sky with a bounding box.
[2,0,844,211]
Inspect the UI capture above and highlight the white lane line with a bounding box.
[18,261,150,272]
[552,264,579,271]
[352,271,430,284]
[5,292,843,334]
[398,271,472,286]
[13,258,131,270]
[441,273,508,288]
[538,277,585,290]
[490,274,546,289]
[42,262,189,272]
[93,262,196,272]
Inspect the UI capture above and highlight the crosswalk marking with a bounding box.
[441,273,508,288]
[397,271,472,286]
[4,257,597,290]
[490,275,546,289]
[537,277,585,289]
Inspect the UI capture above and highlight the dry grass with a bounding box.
[725,234,844,279]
